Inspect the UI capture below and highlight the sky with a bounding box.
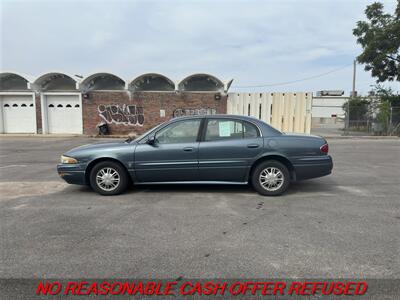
[0,0,399,94]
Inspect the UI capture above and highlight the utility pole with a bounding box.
[352,60,356,97]
[346,60,356,135]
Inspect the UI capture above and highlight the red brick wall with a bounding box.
[35,94,42,133]
[83,91,227,136]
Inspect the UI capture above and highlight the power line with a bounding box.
[233,63,353,88]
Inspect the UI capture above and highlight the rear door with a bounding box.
[134,118,202,182]
[198,118,263,182]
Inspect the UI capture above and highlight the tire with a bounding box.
[251,160,290,196]
[89,161,129,196]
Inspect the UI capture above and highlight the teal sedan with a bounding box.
[58,115,332,196]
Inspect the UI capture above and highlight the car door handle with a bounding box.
[183,147,194,152]
[247,144,260,148]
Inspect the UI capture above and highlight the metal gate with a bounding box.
[227,92,312,134]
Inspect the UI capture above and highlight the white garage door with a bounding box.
[1,95,36,133]
[45,95,82,134]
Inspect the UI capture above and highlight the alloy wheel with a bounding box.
[259,167,284,191]
[96,167,120,191]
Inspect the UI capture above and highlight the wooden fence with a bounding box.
[227,92,312,134]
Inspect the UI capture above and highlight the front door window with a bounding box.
[156,119,201,144]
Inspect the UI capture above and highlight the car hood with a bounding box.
[64,142,125,156]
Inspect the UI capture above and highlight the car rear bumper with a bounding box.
[293,155,333,181]
[57,164,87,185]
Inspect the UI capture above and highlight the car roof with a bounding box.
[172,114,282,136]
[173,114,259,121]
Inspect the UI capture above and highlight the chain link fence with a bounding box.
[344,98,400,136]
[389,106,400,135]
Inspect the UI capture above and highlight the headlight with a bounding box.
[60,155,78,164]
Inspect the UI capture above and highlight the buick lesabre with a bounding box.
[57,115,333,196]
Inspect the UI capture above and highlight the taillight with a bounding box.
[320,143,329,154]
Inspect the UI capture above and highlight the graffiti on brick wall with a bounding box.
[173,108,216,118]
[98,104,144,126]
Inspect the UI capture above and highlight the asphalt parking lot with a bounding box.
[0,137,399,279]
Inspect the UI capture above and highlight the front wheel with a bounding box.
[89,161,129,195]
[251,160,290,196]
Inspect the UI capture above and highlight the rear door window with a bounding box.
[205,119,259,141]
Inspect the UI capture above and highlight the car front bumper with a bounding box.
[293,155,333,181]
[57,164,87,185]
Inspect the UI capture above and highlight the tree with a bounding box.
[342,97,371,121]
[353,1,400,82]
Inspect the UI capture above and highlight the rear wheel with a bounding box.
[251,160,290,196]
[89,161,129,195]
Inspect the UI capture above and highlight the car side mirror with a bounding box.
[147,135,156,145]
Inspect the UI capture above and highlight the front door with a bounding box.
[134,118,202,182]
[198,118,263,182]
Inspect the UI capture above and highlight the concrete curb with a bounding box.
[0,134,127,139]
[0,134,91,138]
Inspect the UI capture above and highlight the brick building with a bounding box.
[0,72,232,135]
